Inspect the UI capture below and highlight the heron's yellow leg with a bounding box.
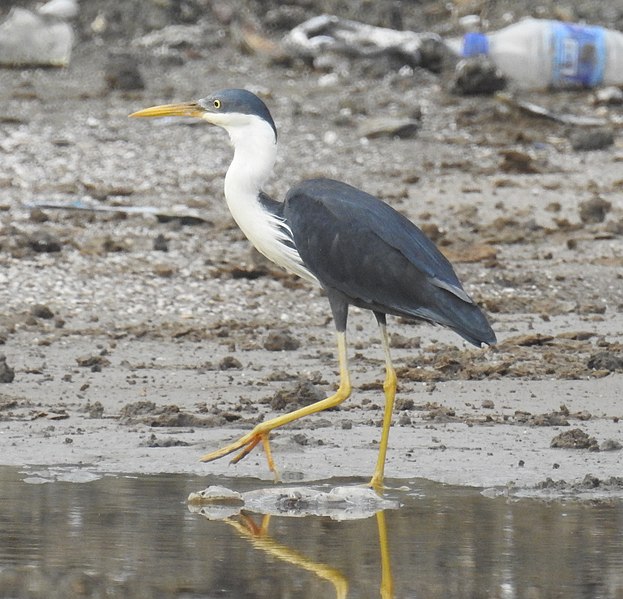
[369,323,397,493]
[201,332,352,476]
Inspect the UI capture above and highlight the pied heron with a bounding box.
[130,89,496,491]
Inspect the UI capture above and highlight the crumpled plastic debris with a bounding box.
[283,14,444,71]
[495,92,609,126]
[187,484,400,520]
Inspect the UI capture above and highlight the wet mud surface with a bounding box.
[0,0,622,494]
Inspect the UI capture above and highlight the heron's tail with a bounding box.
[441,295,496,348]
[413,289,496,348]
[450,305,496,348]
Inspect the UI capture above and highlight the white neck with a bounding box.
[223,116,277,205]
[220,115,316,283]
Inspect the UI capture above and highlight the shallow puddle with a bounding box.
[1,466,622,598]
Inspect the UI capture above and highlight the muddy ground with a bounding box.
[0,0,622,495]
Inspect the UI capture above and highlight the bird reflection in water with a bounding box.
[188,484,397,598]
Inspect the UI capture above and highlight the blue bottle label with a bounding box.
[462,32,489,57]
[550,21,606,87]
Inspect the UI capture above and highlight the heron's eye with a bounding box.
[213,99,221,109]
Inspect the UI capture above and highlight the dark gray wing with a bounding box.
[284,178,495,346]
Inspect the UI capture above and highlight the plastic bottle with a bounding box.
[446,17,623,90]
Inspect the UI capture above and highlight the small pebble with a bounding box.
[104,52,145,91]
[219,356,242,370]
[0,354,15,383]
[569,128,614,152]
[31,304,54,319]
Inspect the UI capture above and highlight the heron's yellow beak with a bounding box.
[129,102,205,119]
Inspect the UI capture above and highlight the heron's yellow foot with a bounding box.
[368,473,385,495]
[200,428,280,481]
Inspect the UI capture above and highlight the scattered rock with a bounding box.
[30,304,54,319]
[550,428,599,451]
[219,355,242,370]
[153,234,169,252]
[423,403,457,422]
[513,409,571,426]
[556,331,595,341]
[307,418,331,430]
[29,208,49,222]
[263,330,300,351]
[574,411,592,421]
[600,439,622,451]
[397,366,441,383]
[0,355,15,383]
[395,397,414,411]
[578,301,606,315]
[27,230,62,253]
[578,197,612,224]
[230,265,269,279]
[104,52,145,91]
[121,401,223,427]
[75,354,111,370]
[450,56,507,95]
[398,412,411,425]
[358,117,419,139]
[545,201,561,212]
[569,128,614,151]
[86,401,104,418]
[534,474,623,492]
[153,264,175,278]
[502,333,554,347]
[264,369,298,382]
[442,243,497,263]
[221,412,241,422]
[389,333,420,349]
[120,400,157,418]
[152,405,211,428]
[291,433,309,446]
[579,475,623,490]
[587,351,623,372]
[0,398,18,410]
[270,378,325,411]
[532,412,569,426]
[141,433,190,447]
[499,149,541,174]
[419,222,443,242]
[80,235,129,255]
[264,5,309,31]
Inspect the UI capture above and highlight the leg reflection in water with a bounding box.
[194,508,395,599]
[227,514,349,598]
